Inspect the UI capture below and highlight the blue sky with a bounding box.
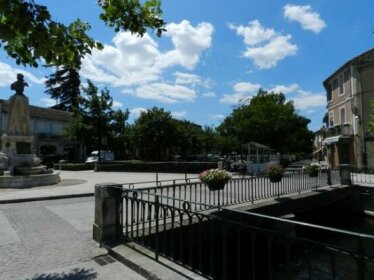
[0,0,373,131]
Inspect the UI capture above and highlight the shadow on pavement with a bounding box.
[26,268,96,280]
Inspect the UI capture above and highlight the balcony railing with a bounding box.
[326,123,352,138]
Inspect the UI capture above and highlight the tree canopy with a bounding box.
[217,89,313,154]
[132,107,178,160]
[44,67,81,112]
[0,0,165,68]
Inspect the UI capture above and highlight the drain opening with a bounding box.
[93,255,116,266]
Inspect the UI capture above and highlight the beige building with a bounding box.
[322,48,374,168]
[0,99,78,160]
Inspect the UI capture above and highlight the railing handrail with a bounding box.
[225,208,374,240]
[123,188,216,209]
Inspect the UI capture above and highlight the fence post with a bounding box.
[340,164,352,185]
[327,167,332,186]
[93,183,123,243]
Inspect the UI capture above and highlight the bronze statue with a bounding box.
[10,73,29,95]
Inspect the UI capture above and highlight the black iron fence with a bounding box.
[126,169,340,209]
[92,166,374,279]
[122,190,374,280]
[352,167,374,186]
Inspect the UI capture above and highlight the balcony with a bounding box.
[326,123,352,138]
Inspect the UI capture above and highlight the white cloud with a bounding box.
[130,107,147,117]
[230,21,297,69]
[220,82,261,104]
[211,114,226,120]
[229,20,276,46]
[129,83,196,103]
[283,4,326,34]
[40,97,57,107]
[81,20,213,90]
[112,100,123,108]
[174,72,202,86]
[292,90,326,110]
[171,111,187,119]
[0,62,44,87]
[202,92,216,98]
[243,35,297,69]
[233,82,261,93]
[268,83,299,94]
[160,21,214,70]
[220,81,326,111]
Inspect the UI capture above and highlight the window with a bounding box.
[340,107,346,124]
[326,84,332,101]
[338,75,344,95]
[329,112,334,127]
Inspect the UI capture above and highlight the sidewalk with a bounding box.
[0,170,199,203]
[0,171,204,279]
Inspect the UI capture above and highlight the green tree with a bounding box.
[201,125,218,155]
[44,67,81,112]
[175,120,203,159]
[64,80,114,157]
[111,109,130,159]
[0,0,165,68]
[217,89,313,154]
[132,107,178,160]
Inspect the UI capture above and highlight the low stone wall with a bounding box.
[0,172,60,188]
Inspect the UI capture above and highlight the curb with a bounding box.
[105,244,162,280]
[0,192,94,204]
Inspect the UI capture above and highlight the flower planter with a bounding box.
[207,182,226,191]
[268,174,282,183]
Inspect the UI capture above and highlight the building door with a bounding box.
[338,141,350,164]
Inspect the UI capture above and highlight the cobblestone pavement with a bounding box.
[0,197,145,280]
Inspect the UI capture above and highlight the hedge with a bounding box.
[95,161,219,173]
[54,163,94,171]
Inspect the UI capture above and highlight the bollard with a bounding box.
[218,161,223,170]
[93,183,123,243]
[340,164,352,185]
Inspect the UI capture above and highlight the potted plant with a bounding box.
[304,163,320,177]
[265,163,283,183]
[199,168,232,191]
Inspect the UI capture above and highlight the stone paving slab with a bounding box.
[108,242,208,280]
[20,258,147,280]
[0,211,20,246]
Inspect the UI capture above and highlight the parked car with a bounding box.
[85,151,114,163]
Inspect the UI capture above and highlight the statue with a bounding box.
[6,74,31,136]
[10,73,29,95]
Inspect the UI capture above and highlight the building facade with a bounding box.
[322,48,374,168]
[0,99,79,160]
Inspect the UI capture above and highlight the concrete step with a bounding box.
[106,242,208,280]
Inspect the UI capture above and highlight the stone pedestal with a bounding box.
[1,135,34,155]
[0,74,60,186]
[93,184,123,243]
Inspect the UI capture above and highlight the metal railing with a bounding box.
[123,169,340,209]
[122,189,374,279]
[352,167,374,186]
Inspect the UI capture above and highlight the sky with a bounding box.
[0,0,373,131]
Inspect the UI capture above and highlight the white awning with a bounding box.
[322,136,341,145]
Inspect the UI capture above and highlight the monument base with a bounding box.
[0,171,60,188]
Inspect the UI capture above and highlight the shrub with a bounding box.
[304,164,320,177]
[265,163,283,182]
[54,163,94,171]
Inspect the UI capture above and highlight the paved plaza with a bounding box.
[0,170,202,280]
[0,170,199,203]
